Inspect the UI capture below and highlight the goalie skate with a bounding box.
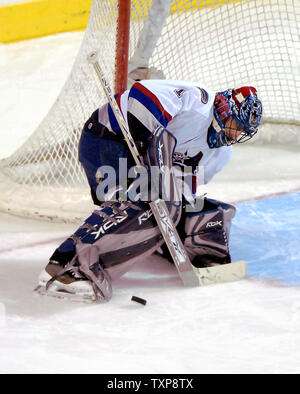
[34,269,97,303]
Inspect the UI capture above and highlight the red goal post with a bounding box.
[115,0,131,93]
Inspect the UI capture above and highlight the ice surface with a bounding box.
[0,194,300,374]
[0,31,299,374]
[231,192,300,286]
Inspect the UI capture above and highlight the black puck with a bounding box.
[131,296,147,305]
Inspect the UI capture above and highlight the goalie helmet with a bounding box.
[208,86,262,148]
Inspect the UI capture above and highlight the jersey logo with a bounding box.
[174,88,185,98]
[197,87,209,104]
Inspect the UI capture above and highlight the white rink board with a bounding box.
[0,0,30,5]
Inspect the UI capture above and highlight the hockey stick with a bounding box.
[88,52,198,286]
[87,52,247,286]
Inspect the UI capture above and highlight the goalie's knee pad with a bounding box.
[183,198,236,267]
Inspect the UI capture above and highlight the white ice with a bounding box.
[0,32,300,374]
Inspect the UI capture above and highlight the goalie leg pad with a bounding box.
[183,198,236,268]
[46,197,181,287]
[44,240,113,302]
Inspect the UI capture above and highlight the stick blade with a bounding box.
[194,260,247,286]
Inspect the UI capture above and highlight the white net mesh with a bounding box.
[0,0,299,222]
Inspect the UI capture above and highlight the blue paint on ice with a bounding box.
[230,192,300,286]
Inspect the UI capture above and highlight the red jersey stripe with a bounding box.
[134,82,173,122]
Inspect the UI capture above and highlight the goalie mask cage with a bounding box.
[0,0,299,222]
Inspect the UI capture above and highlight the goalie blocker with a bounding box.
[36,126,245,302]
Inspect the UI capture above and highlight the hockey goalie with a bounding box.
[36,80,262,302]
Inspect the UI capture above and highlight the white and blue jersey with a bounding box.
[97,79,232,196]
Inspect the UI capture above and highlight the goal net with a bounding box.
[0,0,299,222]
